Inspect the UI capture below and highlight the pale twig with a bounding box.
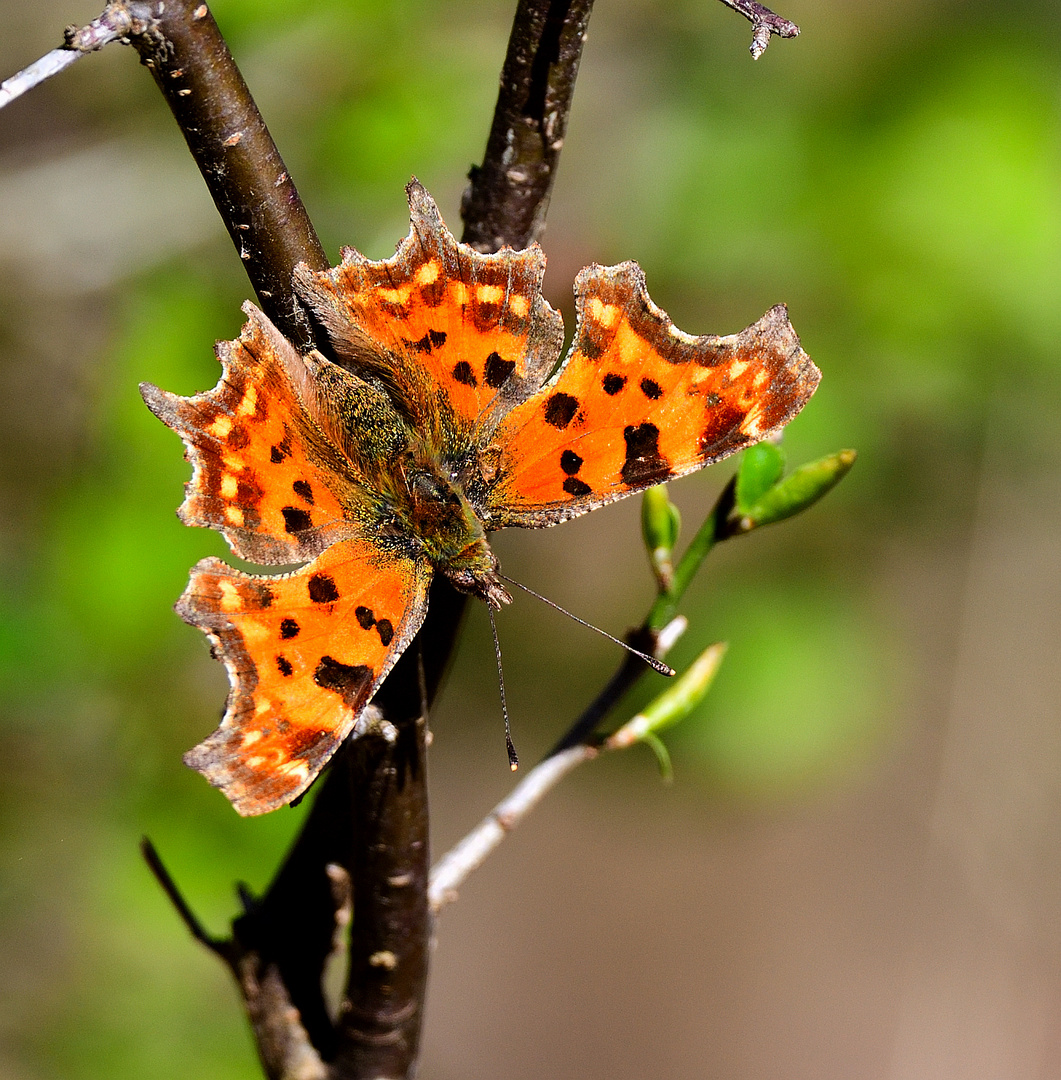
[0,50,81,111]
[714,0,800,58]
[429,745,594,911]
[0,6,136,113]
[430,619,710,914]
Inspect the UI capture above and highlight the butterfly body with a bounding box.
[143,181,820,815]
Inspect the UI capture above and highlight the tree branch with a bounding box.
[121,0,329,347]
[461,0,594,251]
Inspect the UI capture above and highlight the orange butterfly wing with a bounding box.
[294,180,563,441]
[178,540,430,815]
[141,303,359,565]
[485,263,821,526]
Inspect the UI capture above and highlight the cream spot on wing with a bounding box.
[739,403,765,438]
[219,579,242,612]
[415,260,441,285]
[245,755,265,769]
[728,359,750,380]
[208,415,233,439]
[377,285,410,305]
[223,454,246,472]
[477,284,503,305]
[588,298,620,329]
[225,505,245,526]
[241,729,263,748]
[254,700,272,716]
[452,282,469,306]
[752,370,769,390]
[221,473,238,499]
[508,294,529,318]
[281,760,310,784]
[241,620,270,646]
[236,385,258,417]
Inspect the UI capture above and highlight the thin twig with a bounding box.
[430,638,722,912]
[714,0,800,59]
[140,838,233,964]
[0,4,138,112]
[430,745,594,911]
[0,50,80,110]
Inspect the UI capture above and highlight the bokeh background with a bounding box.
[2,0,1061,1077]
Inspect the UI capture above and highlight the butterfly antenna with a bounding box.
[499,573,674,677]
[488,607,519,770]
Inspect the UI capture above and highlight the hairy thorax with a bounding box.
[382,449,510,609]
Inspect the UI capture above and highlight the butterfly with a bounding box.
[141,180,821,815]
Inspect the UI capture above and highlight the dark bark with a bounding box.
[122,0,328,348]
[461,0,594,252]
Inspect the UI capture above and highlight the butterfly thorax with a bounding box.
[384,448,511,610]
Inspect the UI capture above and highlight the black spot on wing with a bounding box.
[308,573,340,604]
[544,392,579,430]
[484,352,516,389]
[621,422,673,487]
[276,654,293,677]
[639,378,663,400]
[376,619,394,647]
[560,450,583,475]
[452,361,477,387]
[282,506,312,534]
[313,656,373,707]
[280,618,300,639]
[429,329,447,349]
[355,605,375,630]
[602,373,626,395]
[292,479,314,504]
[563,477,592,497]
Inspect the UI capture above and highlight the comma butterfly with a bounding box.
[142,181,820,815]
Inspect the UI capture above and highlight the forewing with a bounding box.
[141,303,359,565]
[484,263,821,527]
[294,180,564,442]
[178,537,431,815]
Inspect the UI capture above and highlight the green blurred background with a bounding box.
[2,1,1060,1077]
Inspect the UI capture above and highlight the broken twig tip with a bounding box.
[714,0,800,59]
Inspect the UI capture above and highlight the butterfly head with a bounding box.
[440,539,511,611]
